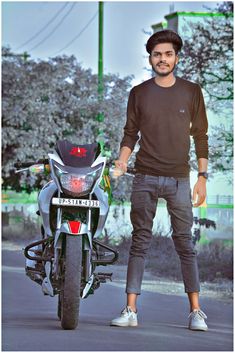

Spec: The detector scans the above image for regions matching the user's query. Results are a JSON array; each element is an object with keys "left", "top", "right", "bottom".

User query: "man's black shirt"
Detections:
[{"left": 120, "top": 77, "right": 208, "bottom": 177}]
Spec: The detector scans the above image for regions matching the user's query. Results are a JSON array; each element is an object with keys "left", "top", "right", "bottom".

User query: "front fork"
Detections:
[
  {"left": 53, "top": 192, "right": 93, "bottom": 283},
  {"left": 83, "top": 203, "right": 93, "bottom": 282}
]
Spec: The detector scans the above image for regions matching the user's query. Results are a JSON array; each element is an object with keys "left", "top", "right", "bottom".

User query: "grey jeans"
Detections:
[{"left": 126, "top": 173, "right": 200, "bottom": 294}]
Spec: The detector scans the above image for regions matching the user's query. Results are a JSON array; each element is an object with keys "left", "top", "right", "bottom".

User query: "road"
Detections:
[{"left": 2, "top": 246, "right": 233, "bottom": 351}]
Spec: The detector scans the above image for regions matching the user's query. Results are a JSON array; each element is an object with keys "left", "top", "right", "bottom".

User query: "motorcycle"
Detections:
[{"left": 14, "top": 139, "right": 133, "bottom": 330}]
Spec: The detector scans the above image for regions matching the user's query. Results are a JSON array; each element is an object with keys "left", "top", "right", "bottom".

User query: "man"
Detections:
[{"left": 111, "top": 30, "right": 209, "bottom": 331}]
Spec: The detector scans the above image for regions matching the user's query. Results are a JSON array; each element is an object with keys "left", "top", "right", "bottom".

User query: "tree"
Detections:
[
  {"left": 178, "top": 6, "right": 233, "bottom": 111},
  {"left": 2, "top": 46, "right": 133, "bottom": 196},
  {"left": 176, "top": 2, "right": 233, "bottom": 176}
]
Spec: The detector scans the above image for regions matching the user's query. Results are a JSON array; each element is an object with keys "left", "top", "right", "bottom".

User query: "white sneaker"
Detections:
[
  {"left": 188, "top": 309, "right": 208, "bottom": 331},
  {"left": 111, "top": 306, "right": 138, "bottom": 327}
]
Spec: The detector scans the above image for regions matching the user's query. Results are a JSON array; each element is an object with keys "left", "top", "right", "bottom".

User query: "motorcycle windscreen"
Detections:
[{"left": 56, "top": 140, "right": 101, "bottom": 168}]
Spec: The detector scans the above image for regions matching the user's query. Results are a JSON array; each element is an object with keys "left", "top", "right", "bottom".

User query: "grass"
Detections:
[
  {"left": 113, "top": 233, "right": 233, "bottom": 282},
  {"left": 2, "top": 220, "right": 233, "bottom": 283}
]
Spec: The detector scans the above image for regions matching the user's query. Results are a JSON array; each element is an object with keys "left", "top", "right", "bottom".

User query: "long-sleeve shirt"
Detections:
[{"left": 120, "top": 76, "right": 208, "bottom": 177}]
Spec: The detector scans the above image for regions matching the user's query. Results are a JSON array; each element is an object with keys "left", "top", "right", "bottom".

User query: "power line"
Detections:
[
  {"left": 16, "top": 3, "right": 69, "bottom": 50},
  {"left": 29, "top": 3, "right": 77, "bottom": 52},
  {"left": 55, "top": 10, "right": 98, "bottom": 55}
]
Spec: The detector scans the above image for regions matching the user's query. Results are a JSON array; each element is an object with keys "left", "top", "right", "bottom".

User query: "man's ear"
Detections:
[
  {"left": 176, "top": 55, "right": 179, "bottom": 64},
  {"left": 148, "top": 55, "right": 152, "bottom": 66}
]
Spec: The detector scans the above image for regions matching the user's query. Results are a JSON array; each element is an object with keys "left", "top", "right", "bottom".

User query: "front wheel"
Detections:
[
  {"left": 57, "top": 292, "right": 61, "bottom": 320},
  {"left": 60, "top": 235, "right": 82, "bottom": 330}
]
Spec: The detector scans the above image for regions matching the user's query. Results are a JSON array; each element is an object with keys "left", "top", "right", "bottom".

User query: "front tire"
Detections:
[
  {"left": 57, "top": 293, "right": 61, "bottom": 320},
  {"left": 61, "top": 235, "right": 82, "bottom": 330}
]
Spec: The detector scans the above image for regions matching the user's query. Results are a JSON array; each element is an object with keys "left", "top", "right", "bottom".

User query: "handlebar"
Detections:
[
  {"left": 14, "top": 159, "right": 49, "bottom": 168},
  {"left": 106, "top": 161, "right": 136, "bottom": 175},
  {"left": 14, "top": 159, "right": 136, "bottom": 176},
  {"left": 126, "top": 167, "right": 137, "bottom": 175}
]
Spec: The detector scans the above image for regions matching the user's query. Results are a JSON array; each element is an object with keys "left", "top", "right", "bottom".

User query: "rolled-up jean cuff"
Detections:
[
  {"left": 125, "top": 287, "right": 141, "bottom": 295},
  {"left": 185, "top": 288, "right": 200, "bottom": 293}
]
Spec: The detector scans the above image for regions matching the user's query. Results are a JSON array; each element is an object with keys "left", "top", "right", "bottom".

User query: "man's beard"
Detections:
[{"left": 152, "top": 62, "right": 177, "bottom": 77}]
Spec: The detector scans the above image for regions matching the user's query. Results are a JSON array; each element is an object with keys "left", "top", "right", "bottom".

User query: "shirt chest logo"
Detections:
[{"left": 179, "top": 109, "right": 185, "bottom": 113}]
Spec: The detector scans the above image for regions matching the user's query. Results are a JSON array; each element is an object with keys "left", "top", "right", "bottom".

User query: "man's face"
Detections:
[{"left": 149, "top": 42, "right": 179, "bottom": 77}]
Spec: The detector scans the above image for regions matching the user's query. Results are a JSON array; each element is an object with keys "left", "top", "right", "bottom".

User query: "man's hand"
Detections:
[
  {"left": 192, "top": 178, "right": 207, "bottom": 207},
  {"left": 112, "top": 160, "right": 128, "bottom": 178}
]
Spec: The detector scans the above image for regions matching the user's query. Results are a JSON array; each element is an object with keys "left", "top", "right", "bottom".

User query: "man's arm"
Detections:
[
  {"left": 190, "top": 85, "right": 209, "bottom": 207},
  {"left": 113, "top": 87, "right": 139, "bottom": 177},
  {"left": 113, "top": 146, "right": 132, "bottom": 177},
  {"left": 190, "top": 85, "right": 208, "bottom": 161},
  {"left": 193, "top": 158, "right": 208, "bottom": 207},
  {"left": 198, "top": 157, "right": 208, "bottom": 174}
]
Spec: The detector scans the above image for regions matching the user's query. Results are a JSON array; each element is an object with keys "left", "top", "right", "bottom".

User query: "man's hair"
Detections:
[{"left": 146, "top": 30, "right": 183, "bottom": 55}]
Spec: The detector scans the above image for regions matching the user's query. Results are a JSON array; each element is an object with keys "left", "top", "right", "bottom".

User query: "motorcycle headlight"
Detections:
[{"left": 59, "top": 167, "right": 102, "bottom": 196}]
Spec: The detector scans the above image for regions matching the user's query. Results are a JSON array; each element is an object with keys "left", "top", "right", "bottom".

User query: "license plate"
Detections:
[{"left": 52, "top": 198, "right": 100, "bottom": 208}]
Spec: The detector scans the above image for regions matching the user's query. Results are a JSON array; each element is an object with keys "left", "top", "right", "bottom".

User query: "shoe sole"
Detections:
[
  {"left": 189, "top": 326, "right": 208, "bottom": 331},
  {"left": 110, "top": 322, "right": 138, "bottom": 327}
]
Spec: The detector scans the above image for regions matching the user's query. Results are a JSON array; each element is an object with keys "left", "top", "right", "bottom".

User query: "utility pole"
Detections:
[
  {"left": 169, "top": 2, "right": 174, "bottom": 13},
  {"left": 98, "top": 1, "right": 104, "bottom": 112},
  {"left": 96, "top": 1, "right": 105, "bottom": 153}
]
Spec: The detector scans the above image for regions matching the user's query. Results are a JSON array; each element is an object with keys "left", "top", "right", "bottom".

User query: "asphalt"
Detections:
[{"left": 2, "top": 248, "right": 233, "bottom": 351}]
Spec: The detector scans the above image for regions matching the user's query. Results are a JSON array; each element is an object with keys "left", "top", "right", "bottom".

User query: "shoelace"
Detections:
[
  {"left": 188, "top": 309, "right": 207, "bottom": 320},
  {"left": 121, "top": 306, "right": 136, "bottom": 315},
  {"left": 121, "top": 307, "right": 128, "bottom": 315}
]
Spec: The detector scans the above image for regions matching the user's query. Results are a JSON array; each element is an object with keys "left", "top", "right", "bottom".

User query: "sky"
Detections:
[
  {"left": 2, "top": 1, "right": 219, "bottom": 84},
  {"left": 1, "top": 0, "right": 233, "bottom": 196}
]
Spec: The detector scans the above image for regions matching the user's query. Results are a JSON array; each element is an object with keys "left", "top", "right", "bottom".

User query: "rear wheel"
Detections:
[{"left": 60, "top": 235, "right": 82, "bottom": 330}]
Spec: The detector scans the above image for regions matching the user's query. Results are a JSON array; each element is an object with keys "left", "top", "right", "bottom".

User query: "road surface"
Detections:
[{"left": 2, "top": 246, "right": 233, "bottom": 351}]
